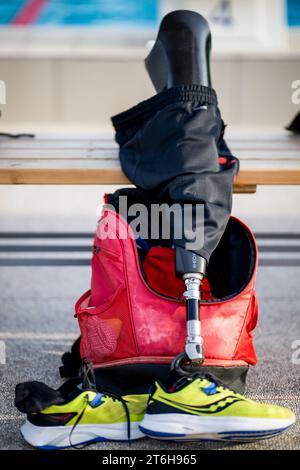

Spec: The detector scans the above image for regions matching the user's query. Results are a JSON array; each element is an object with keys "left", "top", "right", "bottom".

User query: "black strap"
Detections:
[{"left": 60, "top": 336, "right": 81, "bottom": 378}]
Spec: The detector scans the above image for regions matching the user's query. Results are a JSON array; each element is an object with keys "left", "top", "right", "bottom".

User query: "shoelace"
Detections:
[
  {"left": 68, "top": 359, "right": 131, "bottom": 448},
  {"left": 79, "top": 357, "right": 97, "bottom": 391},
  {"left": 101, "top": 391, "right": 131, "bottom": 444},
  {"left": 68, "top": 393, "right": 90, "bottom": 449},
  {"left": 173, "top": 371, "right": 236, "bottom": 395}
]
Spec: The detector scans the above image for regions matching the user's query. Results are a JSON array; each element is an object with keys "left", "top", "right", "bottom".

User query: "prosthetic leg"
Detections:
[
  {"left": 174, "top": 247, "right": 207, "bottom": 369},
  {"left": 145, "top": 10, "right": 212, "bottom": 371},
  {"left": 145, "top": 9, "right": 211, "bottom": 91}
]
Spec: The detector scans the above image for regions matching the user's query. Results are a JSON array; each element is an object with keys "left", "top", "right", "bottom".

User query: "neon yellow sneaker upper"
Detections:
[
  {"left": 35, "top": 391, "right": 148, "bottom": 427},
  {"left": 149, "top": 377, "right": 295, "bottom": 421}
]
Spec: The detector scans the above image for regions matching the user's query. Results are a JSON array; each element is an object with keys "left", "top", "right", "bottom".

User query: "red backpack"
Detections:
[{"left": 74, "top": 199, "right": 258, "bottom": 394}]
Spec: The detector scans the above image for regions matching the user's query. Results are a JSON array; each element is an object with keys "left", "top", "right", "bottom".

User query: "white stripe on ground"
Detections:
[
  {"left": 0, "top": 252, "right": 90, "bottom": 259},
  {"left": 0, "top": 332, "right": 77, "bottom": 340}
]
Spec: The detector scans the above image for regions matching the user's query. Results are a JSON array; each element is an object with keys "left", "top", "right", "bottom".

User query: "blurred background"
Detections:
[
  {"left": 0, "top": 0, "right": 299, "bottom": 234},
  {"left": 0, "top": 0, "right": 299, "bottom": 131}
]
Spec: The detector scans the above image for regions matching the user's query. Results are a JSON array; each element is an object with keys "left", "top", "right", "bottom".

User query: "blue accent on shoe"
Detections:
[
  {"left": 139, "top": 426, "right": 186, "bottom": 438},
  {"left": 203, "top": 382, "right": 217, "bottom": 395},
  {"left": 219, "top": 426, "right": 291, "bottom": 436},
  {"left": 89, "top": 392, "right": 102, "bottom": 408},
  {"left": 220, "top": 432, "right": 285, "bottom": 442},
  {"left": 37, "top": 436, "right": 108, "bottom": 450}
]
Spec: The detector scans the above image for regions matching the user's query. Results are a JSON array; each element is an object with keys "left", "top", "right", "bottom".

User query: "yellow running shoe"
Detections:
[
  {"left": 140, "top": 374, "right": 296, "bottom": 442},
  {"left": 20, "top": 390, "right": 148, "bottom": 449}
]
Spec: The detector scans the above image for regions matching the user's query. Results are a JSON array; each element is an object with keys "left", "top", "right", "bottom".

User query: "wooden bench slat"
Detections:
[
  {"left": 236, "top": 169, "right": 300, "bottom": 185},
  {"left": 1, "top": 130, "right": 298, "bottom": 141},
  {"left": 1, "top": 141, "right": 299, "bottom": 151},
  {"left": 1, "top": 134, "right": 300, "bottom": 149},
  {"left": 1, "top": 134, "right": 300, "bottom": 160},
  {"left": 0, "top": 159, "right": 121, "bottom": 169},
  {"left": 1, "top": 158, "right": 300, "bottom": 171},
  {"left": 0, "top": 168, "right": 130, "bottom": 185},
  {"left": 0, "top": 168, "right": 299, "bottom": 188},
  {"left": 1, "top": 149, "right": 300, "bottom": 160},
  {"left": 0, "top": 142, "right": 117, "bottom": 151},
  {"left": 0, "top": 130, "right": 300, "bottom": 147},
  {"left": 0, "top": 131, "right": 299, "bottom": 192},
  {"left": 0, "top": 150, "right": 118, "bottom": 159}
]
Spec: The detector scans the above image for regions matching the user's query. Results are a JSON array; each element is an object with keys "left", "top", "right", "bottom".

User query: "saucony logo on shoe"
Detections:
[{"left": 159, "top": 395, "right": 244, "bottom": 414}]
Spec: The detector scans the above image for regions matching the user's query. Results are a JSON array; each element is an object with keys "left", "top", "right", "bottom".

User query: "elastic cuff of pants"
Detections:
[{"left": 111, "top": 84, "right": 218, "bottom": 132}]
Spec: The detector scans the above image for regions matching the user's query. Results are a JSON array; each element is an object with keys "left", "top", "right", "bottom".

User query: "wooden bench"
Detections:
[{"left": 0, "top": 131, "right": 300, "bottom": 193}]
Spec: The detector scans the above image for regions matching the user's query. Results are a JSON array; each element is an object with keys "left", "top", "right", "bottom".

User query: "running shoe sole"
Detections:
[
  {"left": 140, "top": 413, "right": 296, "bottom": 442},
  {"left": 21, "top": 420, "right": 144, "bottom": 449}
]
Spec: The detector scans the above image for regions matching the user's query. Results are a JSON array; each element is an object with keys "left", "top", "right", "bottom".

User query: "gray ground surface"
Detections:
[{"left": 0, "top": 265, "right": 299, "bottom": 450}]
